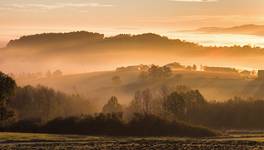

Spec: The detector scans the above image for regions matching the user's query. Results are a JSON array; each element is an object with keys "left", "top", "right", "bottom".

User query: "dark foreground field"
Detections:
[{"left": 1, "top": 132, "right": 264, "bottom": 150}]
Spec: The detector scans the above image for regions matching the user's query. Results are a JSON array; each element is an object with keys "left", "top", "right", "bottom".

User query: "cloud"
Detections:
[
  {"left": 2, "top": 2, "right": 114, "bottom": 10},
  {"left": 169, "top": 0, "right": 218, "bottom": 2}
]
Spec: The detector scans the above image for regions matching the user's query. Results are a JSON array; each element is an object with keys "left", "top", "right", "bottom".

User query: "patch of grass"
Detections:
[{"left": 0, "top": 132, "right": 103, "bottom": 143}]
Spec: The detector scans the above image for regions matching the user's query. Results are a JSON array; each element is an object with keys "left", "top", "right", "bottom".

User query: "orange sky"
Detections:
[{"left": 0, "top": 0, "right": 264, "bottom": 46}]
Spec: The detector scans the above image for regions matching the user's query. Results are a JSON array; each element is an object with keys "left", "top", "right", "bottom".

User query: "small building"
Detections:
[{"left": 258, "top": 70, "right": 264, "bottom": 80}]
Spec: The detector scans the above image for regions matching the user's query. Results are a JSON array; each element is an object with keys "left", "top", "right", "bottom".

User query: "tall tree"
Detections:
[
  {"left": 102, "top": 96, "right": 123, "bottom": 114},
  {"left": 163, "top": 92, "right": 186, "bottom": 120},
  {"left": 0, "top": 72, "right": 16, "bottom": 124}
]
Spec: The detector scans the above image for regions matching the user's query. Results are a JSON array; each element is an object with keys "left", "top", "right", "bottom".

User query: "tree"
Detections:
[
  {"left": 162, "top": 66, "right": 173, "bottom": 78},
  {"left": 163, "top": 92, "right": 186, "bottom": 119},
  {"left": 148, "top": 65, "right": 160, "bottom": 79},
  {"left": 9, "top": 85, "right": 95, "bottom": 122},
  {"left": 141, "top": 89, "right": 152, "bottom": 114},
  {"left": 147, "top": 65, "right": 172, "bottom": 80},
  {"left": 102, "top": 96, "right": 123, "bottom": 114},
  {"left": 46, "top": 70, "right": 52, "bottom": 78},
  {"left": 138, "top": 71, "right": 148, "bottom": 81},
  {"left": 128, "top": 91, "right": 143, "bottom": 115},
  {"left": 128, "top": 89, "right": 153, "bottom": 115},
  {"left": 192, "top": 64, "right": 197, "bottom": 71},
  {"left": 174, "top": 74, "right": 183, "bottom": 85},
  {"left": 112, "top": 76, "right": 122, "bottom": 85},
  {"left": 186, "top": 66, "right": 192, "bottom": 71},
  {"left": 53, "top": 70, "right": 63, "bottom": 77},
  {"left": 0, "top": 72, "right": 16, "bottom": 123},
  {"left": 183, "top": 90, "right": 206, "bottom": 106}
]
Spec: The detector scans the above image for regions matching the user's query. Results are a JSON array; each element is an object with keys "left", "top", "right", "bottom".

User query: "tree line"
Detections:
[
  {"left": 2, "top": 70, "right": 264, "bottom": 137},
  {"left": 10, "top": 85, "right": 95, "bottom": 122},
  {"left": 0, "top": 72, "right": 95, "bottom": 124},
  {"left": 0, "top": 72, "right": 216, "bottom": 137},
  {"left": 102, "top": 87, "right": 264, "bottom": 130}
]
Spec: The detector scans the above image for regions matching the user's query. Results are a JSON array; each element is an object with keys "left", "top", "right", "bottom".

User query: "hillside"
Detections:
[
  {"left": 17, "top": 68, "right": 264, "bottom": 105},
  {"left": 6, "top": 32, "right": 196, "bottom": 50},
  {"left": 196, "top": 24, "right": 264, "bottom": 36},
  {"left": 2, "top": 31, "right": 264, "bottom": 73}
]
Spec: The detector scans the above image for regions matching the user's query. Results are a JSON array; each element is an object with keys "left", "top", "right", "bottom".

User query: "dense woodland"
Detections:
[
  {"left": 1, "top": 66, "right": 264, "bottom": 136},
  {"left": 10, "top": 85, "right": 94, "bottom": 122}
]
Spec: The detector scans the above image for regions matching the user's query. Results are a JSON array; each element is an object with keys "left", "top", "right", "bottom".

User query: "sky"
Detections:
[{"left": 0, "top": 0, "right": 264, "bottom": 46}]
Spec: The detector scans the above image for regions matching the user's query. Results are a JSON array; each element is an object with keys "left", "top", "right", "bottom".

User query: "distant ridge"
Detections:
[
  {"left": 7, "top": 31, "right": 105, "bottom": 48},
  {"left": 2, "top": 30, "right": 264, "bottom": 75},
  {"left": 3, "top": 31, "right": 264, "bottom": 57},
  {"left": 196, "top": 24, "right": 264, "bottom": 36},
  {"left": 6, "top": 31, "right": 185, "bottom": 48}
]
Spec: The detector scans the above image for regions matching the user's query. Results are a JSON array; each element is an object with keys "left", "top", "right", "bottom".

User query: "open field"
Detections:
[{"left": 1, "top": 132, "right": 264, "bottom": 150}]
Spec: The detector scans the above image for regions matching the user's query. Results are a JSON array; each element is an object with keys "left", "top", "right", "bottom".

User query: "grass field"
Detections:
[{"left": 1, "top": 132, "right": 264, "bottom": 150}]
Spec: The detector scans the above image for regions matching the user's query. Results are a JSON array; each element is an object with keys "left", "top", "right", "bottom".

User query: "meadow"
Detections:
[{"left": 0, "top": 132, "right": 264, "bottom": 150}]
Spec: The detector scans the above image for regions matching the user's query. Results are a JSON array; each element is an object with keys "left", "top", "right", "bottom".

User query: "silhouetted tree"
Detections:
[
  {"left": 53, "top": 70, "right": 63, "bottom": 77},
  {"left": 128, "top": 89, "right": 154, "bottom": 115},
  {"left": 0, "top": 72, "right": 16, "bottom": 124},
  {"left": 46, "top": 70, "right": 52, "bottom": 78},
  {"left": 192, "top": 64, "right": 197, "bottom": 71},
  {"left": 141, "top": 65, "right": 172, "bottom": 80},
  {"left": 141, "top": 89, "right": 152, "bottom": 114},
  {"left": 10, "top": 85, "right": 94, "bottom": 121},
  {"left": 163, "top": 92, "right": 186, "bottom": 120},
  {"left": 186, "top": 66, "right": 192, "bottom": 71},
  {"left": 128, "top": 91, "right": 143, "bottom": 116},
  {"left": 102, "top": 96, "right": 123, "bottom": 114}
]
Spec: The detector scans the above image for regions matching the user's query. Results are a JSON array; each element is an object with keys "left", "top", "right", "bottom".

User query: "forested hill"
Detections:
[
  {"left": 2, "top": 31, "right": 264, "bottom": 74},
  {"left": 6, "top": 31, "right": 197, "bottom": 49},
  {"left": 7, "top": 32, "right": 104, "bottom": 48},
  {"left": 5, "top": 31, "right": 264, "bottom": 57}
]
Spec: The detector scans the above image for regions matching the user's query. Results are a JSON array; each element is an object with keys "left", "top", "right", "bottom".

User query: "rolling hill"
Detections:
[
  {"left": 2, "top": 31, "right": 264, "bottom": 74},
  {"left": 196, "top": 24, "right": 264, "bottom": 36},
  {"left": 16, "top": 66, "right": 264, "bottom": 105}
]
